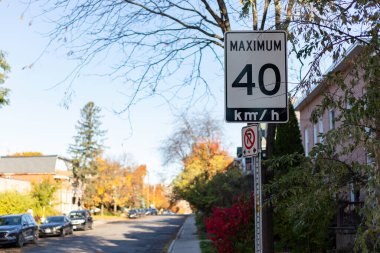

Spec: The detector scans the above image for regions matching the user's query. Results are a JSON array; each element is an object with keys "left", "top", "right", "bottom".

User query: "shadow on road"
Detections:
[{"left": 1, "top": 215, "right": 186, "bottom": 253}]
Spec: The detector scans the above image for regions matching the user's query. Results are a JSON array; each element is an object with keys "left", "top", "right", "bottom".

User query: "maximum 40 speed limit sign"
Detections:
[{"left": 225, "top": 31, "right": 288, "bottom": 123}]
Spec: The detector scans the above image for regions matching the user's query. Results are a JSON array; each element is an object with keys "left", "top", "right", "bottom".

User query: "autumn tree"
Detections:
[
  {"left": 161, "top": 112, "right": 223, "bottom": 166},
  {"left": 92, "top": 158, "right": 132, "bottom": 215},
  {"left": 172, "top": 141, "right": 233, "bottom": 212},
  {"left": 0, "top": 50, "right": 10, "bottom": 107},
  {"left": 147, "top": 184, "right": 170, "bottom": 210},
  {"left": 11, "top": 152, "right": 43, "bottom": 156},
  {"left": 129, "top": 165, "right": 147, "bottom": 208},
  {"left": 68, "top": 101, "right": 106, "bottom": 207}
]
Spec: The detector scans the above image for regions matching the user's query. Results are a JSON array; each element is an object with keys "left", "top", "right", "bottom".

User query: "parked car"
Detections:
[
  {"left": 39, "top": 215, "right": 73, "bottom": 237},
  {"left": 162, "top": 210, "right": 175, "bottom": 215},
  {"left": 128, "top": 210, "right": 139, "bottom": 219},
  {"left": 149, "top": 208, "right": 158, "bottom": 215},
  {"left": 69, "top": 210, "right": 93, "bottom": 231},
  {"left": 0, "top": 213, "right": 38, "bottom": 247}
]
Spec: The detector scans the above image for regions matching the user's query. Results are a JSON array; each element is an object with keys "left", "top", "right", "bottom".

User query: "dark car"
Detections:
[
  {"left": 128, "top": 210, "right": 139, "bottom": 219},
  {"left": 39, "top": 215, "right": 73, "bottom": 237},
  {"left": 0, "top": 213, "right": 38, "bottom": 247},
  {"left": 69, "top": 210, "right": 93, "bottom": 230},
  {"left": 149, "top": 208, "right": 158, "bottom": 215}
]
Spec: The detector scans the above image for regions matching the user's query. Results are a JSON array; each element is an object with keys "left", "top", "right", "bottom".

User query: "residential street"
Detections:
[{"left": 0, "top": 215, "right": 186, "bottom": 253}]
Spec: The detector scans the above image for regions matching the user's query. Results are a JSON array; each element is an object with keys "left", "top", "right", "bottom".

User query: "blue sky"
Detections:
[{"left": 0, "top": 1, "right": 245, "bottom": 184}]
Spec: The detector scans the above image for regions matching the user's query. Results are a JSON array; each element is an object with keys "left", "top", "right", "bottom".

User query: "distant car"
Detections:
[
  {"left": 149, "top": 208, "right": 158, "bottom": 215},
  {"left": 128, "top": 210, "right": 139, "bottom": 219},
  {"left": 39, "top": 215, "right": 73, "bottom": 237},
  {"left": 69, "top": 210, "right": 93, "bottom": 231},
  {"left": 0, "top": 213, "right": 38, "bottom": 247},
  {"left": 162, "top": 210, "right": 175, "bottom": 215}
]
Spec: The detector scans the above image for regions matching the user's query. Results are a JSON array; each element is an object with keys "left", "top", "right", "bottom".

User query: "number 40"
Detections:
[{"left": 232, "top": 63, "right": 281, "bottom": 96}]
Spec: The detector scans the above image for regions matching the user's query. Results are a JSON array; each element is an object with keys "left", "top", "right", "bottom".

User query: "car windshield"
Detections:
[
  {"left": 70, "top": 212, "right": 85, "bottom": 219},
  {"left": 0, "top": 217, "right": 21, "bottom": 226},
  {"left": 46, "top": 216, "right": 64, "bottom": 223}
]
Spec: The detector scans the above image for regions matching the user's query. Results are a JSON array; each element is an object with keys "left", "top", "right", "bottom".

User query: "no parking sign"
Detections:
[{"left": 242, "top": 124, "right": 259, "bottom": 157}]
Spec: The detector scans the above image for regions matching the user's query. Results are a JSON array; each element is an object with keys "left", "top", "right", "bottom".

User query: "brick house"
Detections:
[
  {"left": 294, "top": 44, "right": 372, "bottom": 251},
  {"left": 0, "top": 155, "right": 75, "bottom": 214}
]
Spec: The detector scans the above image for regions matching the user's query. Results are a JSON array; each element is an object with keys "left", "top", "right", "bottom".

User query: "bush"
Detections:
[
  {"left": 205, "top": 193, "right": 254, "bottom": 253},
  {"left": 0, "top": 191, "right": 35, "bottom": 215}
]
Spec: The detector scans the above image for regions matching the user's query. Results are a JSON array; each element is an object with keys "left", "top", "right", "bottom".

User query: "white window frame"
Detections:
[
  {"left": 318, "top": 118, "right": 324, "bottom": 142},
  {"left": 304, "top": 128, "right": 309, "bottom": 156},
  {"left": 329, "top": 110, "right": 335, "bottom": 130},
  {"left": 313, "top": 124, "right": 318, "bottom": 145}
]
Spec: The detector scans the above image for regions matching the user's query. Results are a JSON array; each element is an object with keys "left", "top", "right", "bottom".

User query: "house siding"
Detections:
[
  {"left": 295, "top": 46, "right": 369, "bottom": 252},
  {"left": 0, "top": 156, "right": 75, "bottom": 214}
]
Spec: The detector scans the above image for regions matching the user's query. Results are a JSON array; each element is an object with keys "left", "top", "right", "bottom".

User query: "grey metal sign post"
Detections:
[
  {"left": 242, "top": 124, "right": 262, "bottom": 253},
  {"left": 254, "top": 153, "right": 262, "bottom": 253}
]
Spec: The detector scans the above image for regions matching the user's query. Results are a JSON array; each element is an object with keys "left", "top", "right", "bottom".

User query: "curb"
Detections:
[{"left": 167, "top": 216, "right": 187, "bottom": 253}]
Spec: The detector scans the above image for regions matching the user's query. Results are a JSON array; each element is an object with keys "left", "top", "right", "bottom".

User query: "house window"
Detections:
[
  {"left": 313, "top": 124, "right": 318, "bottom": 145},
  {"left": 350, "top": 183, "right": 355, "bottom": 202},
  {"left": 318, "top": 118, "right": 324, "bottom": 142},
  {"left": 329, "top": 110, "right": 335, "bottom": 130},
  {"left": 304, "top": 128, "right": 309, "bottom": 156},
  {"left": 367, "top": 152, "right": 374, "bottom": 166}
]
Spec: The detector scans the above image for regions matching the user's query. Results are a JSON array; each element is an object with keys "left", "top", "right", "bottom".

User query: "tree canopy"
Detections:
[{"left": 0, "top": 50, "right": 10, "bottom": 107}]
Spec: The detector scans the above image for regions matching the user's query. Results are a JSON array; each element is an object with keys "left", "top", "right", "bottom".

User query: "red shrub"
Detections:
[{"left": 205, "top": 193, "right": 254, "bottom": 253}]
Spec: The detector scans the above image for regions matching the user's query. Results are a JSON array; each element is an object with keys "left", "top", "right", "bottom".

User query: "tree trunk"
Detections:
[{"left": 263, "top": 123, "right": 276, "bottom": 253}]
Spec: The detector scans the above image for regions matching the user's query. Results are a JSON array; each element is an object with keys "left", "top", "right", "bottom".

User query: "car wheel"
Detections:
[{"left": 16, "top": 233, "right": 24, "bottom": 248}]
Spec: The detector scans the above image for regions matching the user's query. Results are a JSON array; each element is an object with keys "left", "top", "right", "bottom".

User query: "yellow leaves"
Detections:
[
  {"left": 174, "top": 140, "right": 233, "bottom": 199},
  {"left": 11, "top": 152, "right": 43, "bottom": 156},
  {"left": 183, "top": 141, "right": 232, "bottom": 179},
  {"left": 90, "top": 159, "right": 155, "bottom": 208}
]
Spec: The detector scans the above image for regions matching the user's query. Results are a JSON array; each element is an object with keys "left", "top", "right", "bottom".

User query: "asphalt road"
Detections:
[{"left": 0, "top": 215, "right": 186, "bottom": 253}]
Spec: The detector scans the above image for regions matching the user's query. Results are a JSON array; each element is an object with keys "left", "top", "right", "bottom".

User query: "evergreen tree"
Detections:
[
  {"left": 273, "top": 100, "right": 304, "bottom": 157},
  {"left": 69, "top": 101, "right": 106, "bottom": 183}
]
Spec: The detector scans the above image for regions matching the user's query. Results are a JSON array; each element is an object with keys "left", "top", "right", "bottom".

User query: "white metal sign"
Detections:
[
  {"left": 225, "top": 31, "right": 288, "bottom": 123},
  {"left": 242, "top": 125, "right": 259, "bottom": 157}
]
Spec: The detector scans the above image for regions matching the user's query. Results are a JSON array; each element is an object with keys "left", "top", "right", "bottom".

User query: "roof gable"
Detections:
[{"left": 0, "top": 155, "right": 71, "bottom": 174}]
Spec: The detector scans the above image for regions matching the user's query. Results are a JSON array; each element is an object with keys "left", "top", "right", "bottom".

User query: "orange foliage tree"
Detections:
[
  {"left": 172, "top": 141, "right": 233, "bottom": 211},
  {"left": 145, "top": 184, "right": 170, "bottom": 210},
  {"left": 128, "top": 165, "right": 146, "bottom": 208},
  {"left": 90, "top": 158, "right": 171, "bottom": 213},
  {"left": 91, "top": 158, "right": 134, "bottom": 214}
]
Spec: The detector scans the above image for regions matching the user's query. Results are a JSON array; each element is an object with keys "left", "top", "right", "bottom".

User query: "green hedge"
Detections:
[
  {"left": 0, "top": 191, "right": 35, "bottom": 215},
  {"left": 0, "top": 191, "right": 59, "bottom": 220}
]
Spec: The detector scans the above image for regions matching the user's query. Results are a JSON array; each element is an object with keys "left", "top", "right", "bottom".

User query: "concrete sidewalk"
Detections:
[{"left": 168, "top": 214, "right": 201, "bottom": 253}]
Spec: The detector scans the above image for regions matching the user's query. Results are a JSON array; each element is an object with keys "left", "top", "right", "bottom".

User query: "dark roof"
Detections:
[{"left": 0, "top": 155, "right": 70, "bottom": 174}]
